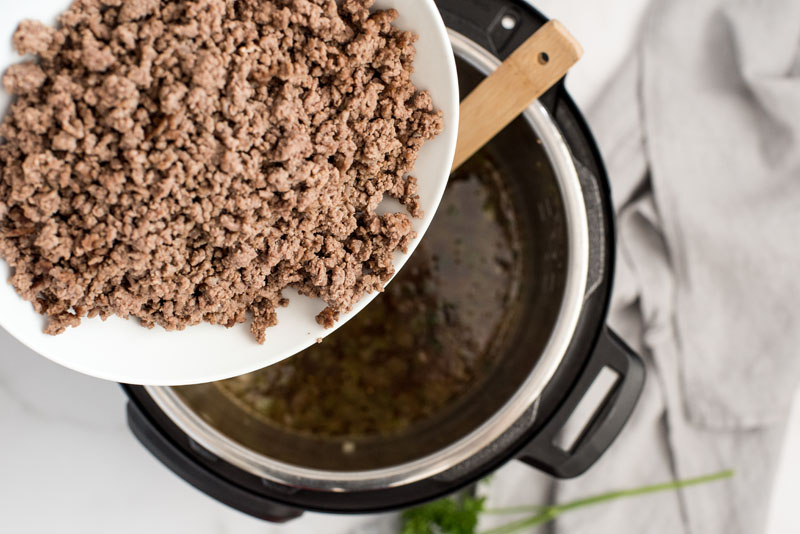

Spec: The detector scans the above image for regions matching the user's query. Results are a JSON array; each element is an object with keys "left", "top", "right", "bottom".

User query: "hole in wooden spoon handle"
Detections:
[{"left": 538, "top": 51, "right": 549, "bottom": 65}]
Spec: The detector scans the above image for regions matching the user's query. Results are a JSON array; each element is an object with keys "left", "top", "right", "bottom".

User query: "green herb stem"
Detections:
[
  {"left": 481, "top": 505, "right": 549, "bottom": 515},
  {"left": 478, "top": 470, "right": 733, "bottom": 534},
  {"left": 553, "top": 469, "right": 733, "bottom": 513}
]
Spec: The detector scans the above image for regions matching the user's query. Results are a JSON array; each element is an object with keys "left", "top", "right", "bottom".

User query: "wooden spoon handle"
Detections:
[{"left": 451, "top": 20, "right": 583, "bottom": 172}]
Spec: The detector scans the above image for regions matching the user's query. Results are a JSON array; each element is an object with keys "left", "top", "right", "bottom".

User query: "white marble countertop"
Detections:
[{"left": 2, "top": 1, "right": 797, "bottom": 533}]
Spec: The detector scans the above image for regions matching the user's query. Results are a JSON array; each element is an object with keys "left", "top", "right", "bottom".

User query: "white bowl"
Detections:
[{"left": 0, "top": 0, "right": 459, "bottom": 385}]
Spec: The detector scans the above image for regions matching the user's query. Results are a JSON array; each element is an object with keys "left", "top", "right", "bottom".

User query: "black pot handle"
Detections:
[
  {"left": 517, "top": 328, "right": 645, "bottom": 478},
  {"left": 126, "top": 400, "right": 303, "bottom": 523}
]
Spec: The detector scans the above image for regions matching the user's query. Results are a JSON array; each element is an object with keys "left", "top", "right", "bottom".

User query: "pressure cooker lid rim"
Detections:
[{"left": 143, "top": 30, "right": 591, "bottom": 492}]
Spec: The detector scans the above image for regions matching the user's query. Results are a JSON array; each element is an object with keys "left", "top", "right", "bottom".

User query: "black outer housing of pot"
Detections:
[{"left": 123, "top": 0, "right": 644, "bottom": 522}]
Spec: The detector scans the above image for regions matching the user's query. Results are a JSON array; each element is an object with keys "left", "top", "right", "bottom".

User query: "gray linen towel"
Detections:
[
  {"left": 643, "top": 0, "right": 800, "bottom": 429},
  {"left": 483, "top": 0, "right": 800, "bottom": 532}
]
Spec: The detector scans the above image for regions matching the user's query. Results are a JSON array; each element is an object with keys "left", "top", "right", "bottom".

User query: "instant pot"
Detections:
[{"left": 123, "top": 0, "right": 645, "bottom": 522}]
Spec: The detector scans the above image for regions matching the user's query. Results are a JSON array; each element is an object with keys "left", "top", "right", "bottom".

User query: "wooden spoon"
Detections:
[{"left": 451, "top": 20, "right": 583, "bottom": 172}]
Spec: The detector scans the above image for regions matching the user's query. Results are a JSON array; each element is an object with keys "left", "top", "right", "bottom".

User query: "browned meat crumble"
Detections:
[{"left": 0, "top": 0, "right": 443, "bottom": 343}]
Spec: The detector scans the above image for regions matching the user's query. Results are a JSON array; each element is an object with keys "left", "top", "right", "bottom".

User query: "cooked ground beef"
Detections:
[{"left": 0, "top": 0, "right": 442, "bottom": 343}]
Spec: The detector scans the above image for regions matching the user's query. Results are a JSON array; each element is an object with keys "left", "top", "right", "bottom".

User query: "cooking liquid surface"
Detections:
[{"left": 208, "top": 153, "right": 522, "bottom": 438}]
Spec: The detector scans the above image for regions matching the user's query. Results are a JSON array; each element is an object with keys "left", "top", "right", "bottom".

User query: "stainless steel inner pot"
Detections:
[{"left": 143, "top": 31, "right": 590, "bottom": 492}]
